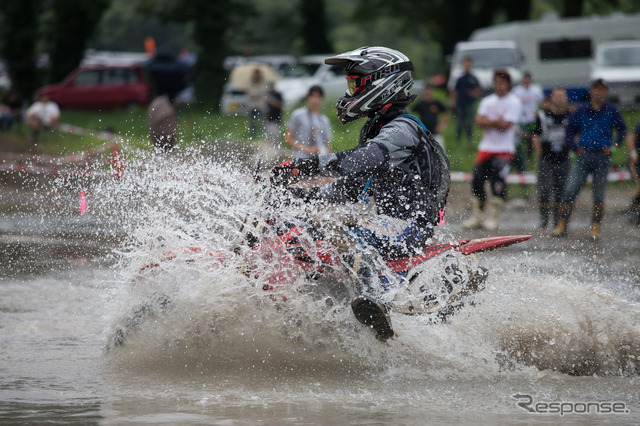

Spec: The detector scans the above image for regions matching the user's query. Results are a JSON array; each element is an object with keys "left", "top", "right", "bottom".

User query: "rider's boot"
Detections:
[
  {"left": 483, "top": 197, "right": 504, "bottom": 230},
  {"left": 351, "top": 295, "right": 394, "bottom": 342},
  {"left": 462, "top": 198, "right": 484, "bottom": 229},
  {"left": 348, "top": 253, "right": 394, "bottom": 342}
]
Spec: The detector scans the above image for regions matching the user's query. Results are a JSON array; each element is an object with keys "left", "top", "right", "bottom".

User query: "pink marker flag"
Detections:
[{"left": 80, "top": 191, "right": 87, "bottom": 215}]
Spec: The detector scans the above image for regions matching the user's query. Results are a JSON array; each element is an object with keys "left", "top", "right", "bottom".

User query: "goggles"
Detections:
[{"left": 346, "top": 74, "right": 368, "bottom": 96}]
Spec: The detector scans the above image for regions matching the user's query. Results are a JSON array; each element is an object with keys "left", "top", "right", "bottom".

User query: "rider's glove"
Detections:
[
  {"left": 286, "top": 186, "right": 319, "bottom": 202},
  {"left": 270, "top": 157, "right": 320, "bottom": 186},
  {"left": 270, "top": 160, "right": 297, "bottom": 186},
  {"left": 292, "top": 157, "right": 320, "bottom": 176}
]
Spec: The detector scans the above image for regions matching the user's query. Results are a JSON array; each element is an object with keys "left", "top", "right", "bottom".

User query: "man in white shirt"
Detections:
[
  {"left": 462, "top": 69, "right": 522, "bottom": 230},
  {"left": 26, "top": 93, "right": 60, "bottom": 144},
  {"left": 511, "top": 72, "right": 544, "bottom": 173}
]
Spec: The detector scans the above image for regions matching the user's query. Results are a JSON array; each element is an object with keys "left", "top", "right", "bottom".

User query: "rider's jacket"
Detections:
[{"left": 317, "top": 108, "right": 450, "bottom": 226}]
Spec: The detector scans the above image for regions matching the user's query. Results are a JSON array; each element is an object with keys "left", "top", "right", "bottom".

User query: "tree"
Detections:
[
  {"left": 91, "top": 0, "right": 195, "bottom": 55},
  {"left": 353, "top": 0, "right": 532, "bottom": 57},
  {"left": 301, "top": 0, "right": 333, "bottom": 54},
  {"left": 47, "top": 0, "right": 110, "bottom": 83},
  {"left": 0, "top": 0, "right": 40, "bottom": 98},
  {"left": 137, "top": 0, "right": 254, "bottom": 108}
]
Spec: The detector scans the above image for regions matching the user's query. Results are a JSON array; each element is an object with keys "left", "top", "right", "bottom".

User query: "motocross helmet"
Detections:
[{"left": 325, "top": 46, "right": 414, "bottom": 124}]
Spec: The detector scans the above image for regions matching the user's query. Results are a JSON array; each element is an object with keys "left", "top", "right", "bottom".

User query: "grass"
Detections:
[{"left": 2, "top": 88, "right": 639, "bottom": 175}]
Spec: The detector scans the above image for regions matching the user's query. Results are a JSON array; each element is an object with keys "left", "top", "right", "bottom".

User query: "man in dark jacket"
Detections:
[
  {"left": 271, "top": 47, "right": 450, "bottom": 341},
  {"left": 551, "top": 79, "right": 626, "bottom": 239},
  {"left": 449, "top": 56, "right": 482, "bottom": 143}
]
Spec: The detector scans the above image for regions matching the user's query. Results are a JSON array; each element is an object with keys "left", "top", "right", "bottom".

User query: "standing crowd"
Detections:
[
  {"left": 243, "top": 56, "right": 639, "bottom": 240},
  {"left": 450, "top": 56, "right": 635, "bottom": 240},
  {"left": 6, "top": 52, "right": 634, "bottom": 241}
]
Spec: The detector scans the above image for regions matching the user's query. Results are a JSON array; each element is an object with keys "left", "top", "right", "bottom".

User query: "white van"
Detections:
[
  {"left": 447, "top": 40, "right": 522, "bottom": 92},
  {"left": 590, "top": 40, "right": 640, "bottom": 107},
  {"left": 469, "top": 12, "right": 640, "bottom": 102}
]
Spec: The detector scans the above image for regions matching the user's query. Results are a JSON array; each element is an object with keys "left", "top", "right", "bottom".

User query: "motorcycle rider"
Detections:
[{"left": 270, "top": 47, "right": 450, "bottom": 341}]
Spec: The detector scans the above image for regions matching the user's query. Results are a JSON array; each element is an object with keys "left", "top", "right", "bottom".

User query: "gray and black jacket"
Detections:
[{"left": 316, "top": 109, "right": 450, "bottom": 226}]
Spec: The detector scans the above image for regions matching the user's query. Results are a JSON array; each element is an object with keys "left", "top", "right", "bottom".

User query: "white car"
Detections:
[
  {"left": 274, "top": 54, "right": 347, "bottom": 107},
  {"left": 590, "top": 40, "right": 640, "bottom": 107}
]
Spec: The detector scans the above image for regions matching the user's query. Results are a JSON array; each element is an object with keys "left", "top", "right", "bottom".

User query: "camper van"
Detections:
[
  {"left": 590, "top": 40, "right": 640, "bottom": 107},
  {"left": 447, "top": 40, "right": 522, "bottom": 92},
  {"left": 467, "top": 13, "right": 640, "bottom": 102}
]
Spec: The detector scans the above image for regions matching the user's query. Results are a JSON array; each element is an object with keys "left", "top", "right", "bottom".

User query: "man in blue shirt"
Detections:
[
  {"left": 551, "top": 79, "right": 627, "bottom": 239},
  {"left": 449, "top": 56, "right": 482, "bottom": 143}
]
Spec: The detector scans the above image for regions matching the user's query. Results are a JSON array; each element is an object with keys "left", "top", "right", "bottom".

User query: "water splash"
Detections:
[{"left": 88, "top": 144, "right": 640, "bottom": 377}]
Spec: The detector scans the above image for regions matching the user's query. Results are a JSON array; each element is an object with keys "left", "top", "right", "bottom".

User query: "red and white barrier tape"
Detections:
[
  {"left": 55, "top": 122, "right": 121, "bottom": 141},
  {"left": 0, "top": 121, "right": 124, "bottom": 177},
  {"left": 450, "top": 170, "right": 632, "bottom": 183},
  {"left": 0, "top": 142, "right": 121, "bottom": 176}
]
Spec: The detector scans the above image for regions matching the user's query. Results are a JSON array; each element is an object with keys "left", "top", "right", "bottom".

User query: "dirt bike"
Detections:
[{"left": 109, "top": 164, "right": 530, "bottom": 346}]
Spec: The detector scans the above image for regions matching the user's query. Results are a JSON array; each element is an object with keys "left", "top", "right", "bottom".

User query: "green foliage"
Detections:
[
  {"left": 47, "top": 0, "right": 110, "bottom": 82},
  {"left": 2, "top": 0, "right": 639, "bottom": 117},
  {"left": 330, "top": 16, "right": 445, "bottom": 79},
  {"left": 137, "top": 0, "right": 256, "bottom": 108},
  {"left": 91, "top": 0, "right": 195, "bottom": 54},
  {"left": 301, "top": 0, "right": 333, "bottom": 54},
  {"left": 351, "top": 0, "right": 530, "bottom": 56},
  {"left": 0, "top": 0, "right": 40, "bottom": 97}
]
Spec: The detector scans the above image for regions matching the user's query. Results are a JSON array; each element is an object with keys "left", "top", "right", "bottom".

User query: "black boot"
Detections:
[
  {"left": 351, "top": 295, "right": 394, "bottom": 342},
  {"left": 346, "top": 252, "right": 395, "bottom": 342}
]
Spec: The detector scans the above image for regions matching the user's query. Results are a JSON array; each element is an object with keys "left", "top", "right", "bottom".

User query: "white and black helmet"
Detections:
[{"left": 325, "top": 46, "right": 414, "bottom": 124}]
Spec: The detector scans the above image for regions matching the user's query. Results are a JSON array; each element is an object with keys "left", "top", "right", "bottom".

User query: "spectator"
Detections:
[
  {"left": 531, "top": 88, "right": 571, "bottom": 229},
  {"left": 264, "top": 82, "right": 283, "bottom": 147},
  {"left": 144, "top": 51, "right": 190, "bottom": 153},
  {"left": 147, "top": 94, "right": 177, "bottom": 152},
  {"left": 551, "top": 79, "right": 627, "bottom": 240},
  {"left": 284, "top": 85, "right": 332, "bottom": 159},
  {"left": 0, "top": 86, "right": 25, "bottom": 131},
  {"left": 25, "top": 93, "right": 60, "bottom": 144},
  {"left": 462, "top": 69, "right": 521, "bottom": 230},
  {"left": 449, "top": 56, "right": 482, "bottom": 144},
  {"left": 511, "top": 72, "right": 544, "bottom": 173},
  {"left": 625, "top": 120, "right": 640, "bottom": 225},
  {"left": 411, "top": 83, "right": 450, "bottom": 150},
  {"left": 247, "top": 68, "right": 267, "bottom": 140}
]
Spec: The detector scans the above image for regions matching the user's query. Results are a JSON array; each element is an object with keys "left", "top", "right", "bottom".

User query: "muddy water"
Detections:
[{"left": 1, "top": 145, "right": 639, "bottom": 425}]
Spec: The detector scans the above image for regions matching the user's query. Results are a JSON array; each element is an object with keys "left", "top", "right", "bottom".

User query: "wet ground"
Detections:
[{"left": 1, "top": 148, "right": 639, "bottom": 425}]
